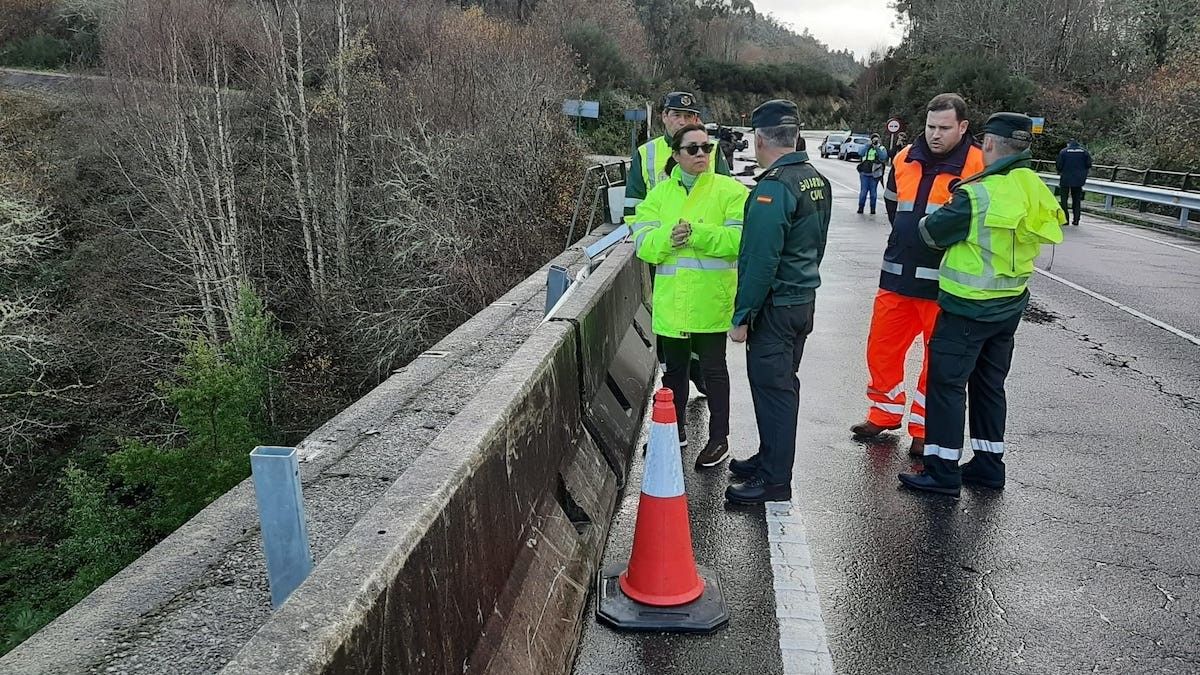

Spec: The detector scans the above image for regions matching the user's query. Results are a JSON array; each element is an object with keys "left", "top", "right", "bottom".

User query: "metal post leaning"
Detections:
[
  {"left": 249, "top": 446, "right": 314, "bottom": 609},
  {"left": 545, "top": 264, "right": 573, "bottom": 316}
]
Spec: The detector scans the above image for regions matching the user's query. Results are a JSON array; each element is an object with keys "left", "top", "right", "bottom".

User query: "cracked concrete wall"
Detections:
[{"left": 0, "top": 232, "right": 647, "bottom": 675}]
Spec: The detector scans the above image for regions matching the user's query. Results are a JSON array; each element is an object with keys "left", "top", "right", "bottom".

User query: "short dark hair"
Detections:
[{"left": 927, "top": 93, "right": 967, "bottom": 121}]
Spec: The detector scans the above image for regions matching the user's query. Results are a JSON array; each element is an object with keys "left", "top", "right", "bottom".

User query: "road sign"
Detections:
[
  {"left": 563, "top": 99, "right": 600, "bottom": 119},
  {"left": 1031, "top": 116, "right": 1046, "bottom": 134},
  {"left": 624, "top": 109, "right": 647, "bottom": 122},
  {"left": 886, "top": 117, "right": 903, "bottom": 134}
]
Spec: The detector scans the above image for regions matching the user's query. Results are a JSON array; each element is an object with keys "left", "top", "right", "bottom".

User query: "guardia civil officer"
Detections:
[
  {"left": 898, "top": 113, "right": 1065, "bottom": 496},
  {"left": 725, "top": 100, "right": 832, "bottom": 505}
]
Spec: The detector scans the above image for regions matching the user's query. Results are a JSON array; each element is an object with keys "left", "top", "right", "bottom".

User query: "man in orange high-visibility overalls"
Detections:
[{"left": 850, "top": 93, "right": 985, "bottom": 456}]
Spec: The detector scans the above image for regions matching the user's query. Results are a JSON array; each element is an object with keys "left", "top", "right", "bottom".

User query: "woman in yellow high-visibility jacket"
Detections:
[{"left": 630, "top": 123, "right": 748, "bottom": 469}]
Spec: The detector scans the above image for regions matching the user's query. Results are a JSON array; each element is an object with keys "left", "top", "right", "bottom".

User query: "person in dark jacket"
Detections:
[
  {"left": 849, "top": 94, "right": 985, "bottom": 457},
  {"left": 1056, "top": 139, "right": 1092, "bottom": 226},
  {"left": 725, "top": 99, "right": 832, "bottom": 505}
]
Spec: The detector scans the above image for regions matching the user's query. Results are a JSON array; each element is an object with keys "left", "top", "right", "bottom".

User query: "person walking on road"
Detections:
[
  {"left": 898, "top": 113, "right": 1065, "bottom": 497},
  {"left": 632, "top": 124, "right": 748, "bottom": 464},
  {"left": 1056, "top": 139, "right": 1092, "bottom": 226},
  {"left": 850, "top": 93, "right": 985, "bottom": 456},
  {"left": 856, "top": 134, "right": 889, "bottom": 215},
  {"left": 725, "top": 100, "right": 832, "bottom": 504}
]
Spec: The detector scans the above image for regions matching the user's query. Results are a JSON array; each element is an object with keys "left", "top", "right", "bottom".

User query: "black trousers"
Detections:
[
  {"left": 743, "top": 303, "right": 815, "bottom": 485},
  {"left": 1060, "top": 185, "right": 1083, "bottom": 223},
  {"left": 923, "top": 310, "right": 1021, "bottom": 484},
  {"left": 661, "top": 332, "right": 729, "bottom": 440}
]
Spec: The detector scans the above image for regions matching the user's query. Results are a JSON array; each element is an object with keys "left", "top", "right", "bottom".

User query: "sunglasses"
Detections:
[{"left": 679, "top": 143, "right": 715, "bottom": 156}]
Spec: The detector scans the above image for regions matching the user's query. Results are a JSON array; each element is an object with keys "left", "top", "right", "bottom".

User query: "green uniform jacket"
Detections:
[
  {"left": 733, "top": 151, "right": 833, "bottom": 327},
  {"left": 633, "top": 169, "right": 749, "bottom": 337},
  {"left": 918, "top": 149, "right": 1065, "bottom": 321},
  {"left": 624, "top": 135, "right": 731, "bottom": 218}
]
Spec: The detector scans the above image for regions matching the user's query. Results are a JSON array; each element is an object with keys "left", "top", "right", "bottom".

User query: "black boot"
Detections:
[
  {"left": 898, "top": 455, "right": 961, "bottom": 496},
  {"left": 962, "top": 453, "right": 1005, "bottom": 489},
  {"left": 725, "top": 477, "right": 791, "bottom": 504},
  {"left": 729, "top": 455, "right": 759, "bottom": 480}
]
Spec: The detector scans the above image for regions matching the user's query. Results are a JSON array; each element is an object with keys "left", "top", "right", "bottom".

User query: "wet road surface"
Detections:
[{"left": 574, "top": 139, "right": 1200, "bottom": 674}]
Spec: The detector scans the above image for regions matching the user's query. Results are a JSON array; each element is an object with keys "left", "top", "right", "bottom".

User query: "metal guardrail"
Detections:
[
  {"left": 1039, "top": 173, "right": 1200, "bottom": 229},
  {"left": 1032, "top": 159, "right": 1197, "bottom": 193},
  {"left": 566, "top": 159, "right": 630, "bottom": 249}
]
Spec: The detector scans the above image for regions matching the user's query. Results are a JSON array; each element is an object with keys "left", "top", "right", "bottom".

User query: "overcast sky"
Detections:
[{"left": 753, "top": 0, "right": 905, "bottom": 61}]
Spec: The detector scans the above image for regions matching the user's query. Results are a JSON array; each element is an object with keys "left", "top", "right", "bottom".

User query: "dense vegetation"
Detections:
[
  {"left": 849, "top": 0, "right": 1200, "bottom": 169},
  {"left": 0, "top": 0, "right": 861, "bottom": 655}
]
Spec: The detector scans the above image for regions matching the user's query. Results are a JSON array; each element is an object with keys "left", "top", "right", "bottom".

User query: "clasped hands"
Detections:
[
  {"left": 668, "top": 220, "right": 748, "bottom": 343},
  {"left": 670, "top": 220, "right": 692, "bottom": 248}
]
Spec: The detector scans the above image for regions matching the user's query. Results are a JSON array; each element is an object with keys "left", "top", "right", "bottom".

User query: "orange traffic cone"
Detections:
[{"left": 596, "top": 388, "right": 729, "bottom": 633}]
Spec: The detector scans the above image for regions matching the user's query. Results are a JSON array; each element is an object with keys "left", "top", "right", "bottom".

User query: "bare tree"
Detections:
[{"left": 0, "top": 186, "right": 68, "bottom": 471}]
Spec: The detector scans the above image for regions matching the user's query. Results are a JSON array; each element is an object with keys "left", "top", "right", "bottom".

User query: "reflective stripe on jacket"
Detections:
[
  {"left": 880, "top": 137, "right": 985, "bottom": 299},
  {"left": 936, "top": 168, "right": 1064, "bottom": 300},
  {"left": 632, "top": 170, "right": 749, "bottom": 337}
]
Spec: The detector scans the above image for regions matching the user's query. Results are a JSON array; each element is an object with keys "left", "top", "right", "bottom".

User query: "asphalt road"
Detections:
[{"left": 574, "top": 139, "right": 1200, "bottom": 674}]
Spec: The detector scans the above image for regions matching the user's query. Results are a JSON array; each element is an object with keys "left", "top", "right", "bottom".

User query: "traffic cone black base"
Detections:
[{"left": 596, "top": 563, "right": 729, "bottom": 634}]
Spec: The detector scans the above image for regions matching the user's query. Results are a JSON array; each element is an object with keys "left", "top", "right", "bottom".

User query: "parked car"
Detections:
[
  {"left": 838, "top": 135, "right": 872, "bottom": 161},
  {"left": 820, "top": 132, "right": 850, "bottom": 159}
]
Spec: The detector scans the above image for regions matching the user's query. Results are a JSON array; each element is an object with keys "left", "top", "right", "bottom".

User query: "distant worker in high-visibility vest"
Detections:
[
  {"left": 850, "top": 93, "right": 985, "bottom": 456},
  {"left": 631, "top": 124, "right": 748, "bottom": 463},
  {"left": 899, "top": 112, "right": 1065, "bottom": 496}
]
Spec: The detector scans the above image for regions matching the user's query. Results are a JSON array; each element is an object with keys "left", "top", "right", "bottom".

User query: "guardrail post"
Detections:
[
  {"left": 1184, "top": 173, "right": 1193, "bottom": 193},
  {"left": 1104, "top": 195, "right": 1114, "bottom": 211},
  {"left": 1111, "top": 166, "right": 1119, "bottom": 182},
  {"left": 1138, "top": 170, "right": 1151, "bottom": 212},
  {"left": 250, "top": 446, "right": 313, "bottom": 609},
  {"left": 545, "top": 264, "right": 573, "bottom": 316},
  {"left": 1181, "top": 208, "right": 1192, "bottom": 229}
]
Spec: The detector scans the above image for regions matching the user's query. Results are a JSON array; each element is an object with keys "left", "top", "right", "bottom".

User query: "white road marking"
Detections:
[
  {"left": 823, "top": 175, "right": 858, "bottom": 194},
  {"left": 810, "top": 158, "right": 859, "bottom": 193},
  {"left": 1082, "top": 221, "right": 1200, "bottom": 255},
  {"left": 766, "top": 500, "right": 835, "bottom": 675},
  {"left": 1035, "top": 267, "right": 1200, "bottom": 346}
]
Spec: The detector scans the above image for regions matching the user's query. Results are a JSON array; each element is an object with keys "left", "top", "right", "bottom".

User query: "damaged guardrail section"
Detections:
[{"left": 220, "top": 242, "right": 655, "bottom": 674}]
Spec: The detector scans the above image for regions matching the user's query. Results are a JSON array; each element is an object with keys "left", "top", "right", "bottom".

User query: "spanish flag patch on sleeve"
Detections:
[{"left": 756, "top": 195, "right": 773, "bottom": 204}]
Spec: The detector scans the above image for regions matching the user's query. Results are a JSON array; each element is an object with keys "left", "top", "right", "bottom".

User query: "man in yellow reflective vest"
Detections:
[
  {"left": 898, "top": 113, "right": 1065, "bottom": 497},
  {"left": 624, "top": 91, "right": 731, "bottom": 220}
]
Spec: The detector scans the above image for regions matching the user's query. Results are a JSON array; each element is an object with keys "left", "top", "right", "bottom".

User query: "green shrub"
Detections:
[
  {"left": 0, "top": 285, "right": 291, "bottom": 659},
  {"left": 0, "top": 32, "right": 70, "bottom": 69}
]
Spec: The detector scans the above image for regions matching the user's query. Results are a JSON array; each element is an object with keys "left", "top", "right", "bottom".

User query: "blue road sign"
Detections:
[
  {"left": 563, "top": 99, "right": 600, "bottom": 119},
  {"left": 624, "top": 109, "right": 647, "bottom": 122}
]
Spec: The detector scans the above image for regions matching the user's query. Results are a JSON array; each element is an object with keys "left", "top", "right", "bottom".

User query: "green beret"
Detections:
[
  {"left": 984, "top": 112, "right": 1034, "bottom": 142},
  {"left": 750, "top": 99, "right": 800, "bottom": 129}
]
